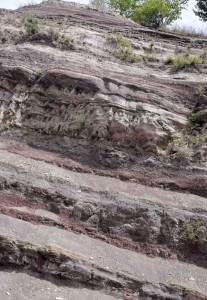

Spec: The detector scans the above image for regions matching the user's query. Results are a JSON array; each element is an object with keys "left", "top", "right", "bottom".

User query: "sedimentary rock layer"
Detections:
[{"left": 0, "top": 1, "right": 206, "bottom": 298}]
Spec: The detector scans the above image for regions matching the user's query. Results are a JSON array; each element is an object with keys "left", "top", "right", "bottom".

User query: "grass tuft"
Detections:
[
  {"left": 164, "top": 53, "right": 203, "bottom": 72},
  {"left": 106, "top": 34, "right": 141, "bottom": 62}
]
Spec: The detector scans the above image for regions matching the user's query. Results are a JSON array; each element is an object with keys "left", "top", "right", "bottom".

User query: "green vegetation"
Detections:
[
  {"left": 164, "top": 47, "right": 207, "bottom": 72},
  {"left": 35, "top": 68, "right": 42, "bottom": 79},
  {"left": 107, "top": 0, "right": 137, "bottom": 17},
  {"left": 194, "top": 0, "right": 207, "bottom": 22},
  {"left": 172, "top": 55, "right": 202, "bottom": 72},
  {"left": 172, "top": 132, "right": 207, "bottom": 149},
  {"left": 71, "top": 113, "right": 86, "bottom": 130},
  {"left": 107, "top": 33, "right": 132, "bottom": 47},
  {"left": 164, "top": 55, "right": 174, "bottom": 64},
  {"left": 24, "top": 18, "right": 39, "bottom": 36},
  {"left": 194, "top": 85, "right": 205, "bottom": 97},
  {"left": 21, "top": 128, "right": 30, "bottom": 136},
  {"left": 62, "top": 35, "right": 73, "bottom": 43},
  {"left": 106, "top": 34, "right": 141, "bottom": 62},
  {"left": 149, "top": 39, "right": 155, "bottom": 52},
  {"left": 113, "top": 48, "right": 141, "bottom": 61},
  {"left": 170, "top": 131, "right": 207, "bottom": 162},
  {"left": 46, "top": 28, "right": 76, "bottom": 49},
  {"left": 188, "top": 112, "right": 197, "bottom": 122},
  {"left": 181, "top": 219, "right": 206, "bottom": 243},
  {"left": 47, "top": 28, "right": 60, "bottom": 41},
  {"left": 132, "top": 0, "right": 187, "bottom": 28},
  {"left": 164, "top": 52, "right": 203, "bottom": 72},
  {"left": 61, "top": 34, "right": 76, "bottom": 49},
  {"left": 21, "top": 12, "right": 34, "bottom": 22},
  {"left": 90, "top": 0, "right": 188, "bottom": 28},
  {"left": 142, "top": 54, "right": 157, "bottom": 62},
  {"left": 171, "top": 134, "right": 192, "bottom": 159},
  {"left": 1, "top": 123, "right": 10, "bottom": 131}
]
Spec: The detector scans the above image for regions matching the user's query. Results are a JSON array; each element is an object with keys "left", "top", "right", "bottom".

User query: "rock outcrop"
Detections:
[{"left": 0, "top": 0, "right": 206, "bottom": 299}]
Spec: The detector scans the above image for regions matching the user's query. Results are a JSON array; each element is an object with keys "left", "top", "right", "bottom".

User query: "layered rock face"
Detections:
[
  {"left": 0, "top": 0, "right": 206, "bottom": 156},
  {"left": 0, "top": 1, "right": 207, "bottom": 299}
]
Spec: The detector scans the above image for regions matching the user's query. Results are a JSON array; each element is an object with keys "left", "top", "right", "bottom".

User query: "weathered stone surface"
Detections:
[
  {"left": 0, "top": 268, "right": 117, "bottom": 300},
  {"left": 0, "top": 1, "right": 206, "bottom": 299},
  {"left": 0, "top": 141, "right": 206, "bottom": 260},
  {"left": 0, "top": 1, "right": 206, "bottom": 156},
  {"left": 0, "top": 214, "right": 207, "bottom": 299}
]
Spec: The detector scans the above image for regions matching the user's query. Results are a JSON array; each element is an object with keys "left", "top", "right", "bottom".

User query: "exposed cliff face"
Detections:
[
  {"left": 0, "top": 1, "right": 207, "bottom": 299},
  {"left": 0, "top": 0, "right": 207, "bottom": 157},
  {"left": 0, "top": 67, "right": 190, "bottom": 153}
]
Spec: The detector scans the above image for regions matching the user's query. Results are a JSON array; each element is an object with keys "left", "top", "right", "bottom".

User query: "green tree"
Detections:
[
  {"left": 132, "top": 0, "right": 188, "bottom": 28},
  {"left": 105, "top": 0, "right": 188, "bottom": 28},
  {"left": 108, "top": 0, "right": 138, "bottom": 17},
  {"left": 194, "top": 0, "right": 207, "bottom": 21}
]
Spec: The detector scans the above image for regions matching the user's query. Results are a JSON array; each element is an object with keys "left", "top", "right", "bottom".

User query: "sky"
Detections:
[
  {"left": 0, "top": 0, "right": 206, "bottom": 30},
  {"left": 173, "top": 0, "right": 206, "bottom": 30},
  {"left": 0, "top": 0, "right": 87, "bottom": 9}
]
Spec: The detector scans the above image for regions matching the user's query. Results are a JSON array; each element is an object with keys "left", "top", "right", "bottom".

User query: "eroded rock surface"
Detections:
[
  {"left": 0, "top": 0, "right": 206, "bottom": 299},
  {"left": 0, "top": 0, "right": 206, "bottom": 156}
]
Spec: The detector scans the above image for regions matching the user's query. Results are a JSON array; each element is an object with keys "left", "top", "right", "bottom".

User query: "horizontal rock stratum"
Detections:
[{"left": 0, "top": 0, "right": 206, "bottom": 299}]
